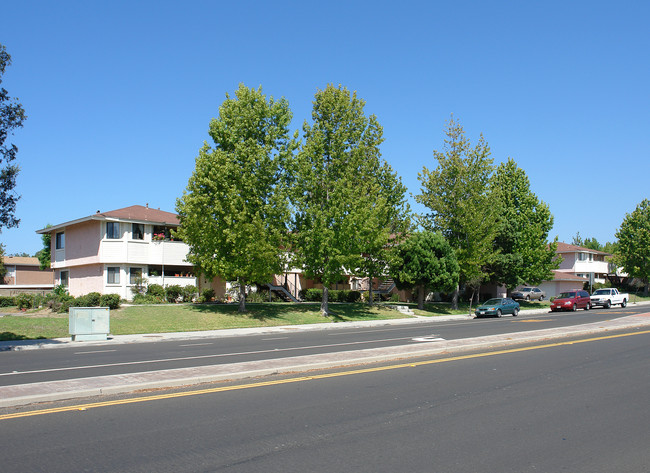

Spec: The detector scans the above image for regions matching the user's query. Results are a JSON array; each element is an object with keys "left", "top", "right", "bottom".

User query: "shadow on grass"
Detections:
[
  {"left": 190, "top": 302, "right": 397, "bottom": 323},
  {"left": 0, "top": 332, "right": 48, "bottom": 342}
]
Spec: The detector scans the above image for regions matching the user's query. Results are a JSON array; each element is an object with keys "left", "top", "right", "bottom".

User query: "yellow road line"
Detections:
[{"left": 2, "top": 328, "right": 650, "bottom": 421}]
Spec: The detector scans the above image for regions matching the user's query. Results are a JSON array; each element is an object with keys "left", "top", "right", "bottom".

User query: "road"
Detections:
[
  {"left": 1, "top": 326, "right": 649, "bottom": 472},
  {"left": 0, "top": 306, "right": 644, "bottom": 387}
]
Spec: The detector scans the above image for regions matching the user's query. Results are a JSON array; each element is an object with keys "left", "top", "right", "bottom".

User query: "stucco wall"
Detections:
[
  {"left": 63, "top": 265, "right": 103, "bottom": 297},
  {"left": 15, "top": 266, "right": 54, "bottom": 285}
]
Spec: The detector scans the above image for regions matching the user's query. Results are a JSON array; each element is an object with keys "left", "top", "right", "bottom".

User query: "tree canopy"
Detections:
[
  {"left": 416, "top": 117, "right": 499, "bottom": 308},
  {"left": 489, "top": 158, "right": 558, "bottom": 288},
  {"left": 292, "top": 84, "right": 405, "bottom": 315},
  {"left": 0, "top": 44, "right": 26, "bottom": 232},
  {"left": 390, "top": 231, "right": 459, "bottom": 309},
  {"left": 615, "top": 199, "right": 650, "bottom": 295},
  {"left": 176, "top": 84, "right": 297, "bottom": 312}
]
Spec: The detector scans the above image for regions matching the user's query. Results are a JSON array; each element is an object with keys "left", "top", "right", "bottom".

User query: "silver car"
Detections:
[{"left": 512, "top": 286, "right": 545, "bottom": 301}]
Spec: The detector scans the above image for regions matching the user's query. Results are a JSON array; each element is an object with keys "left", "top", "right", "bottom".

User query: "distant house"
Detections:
[
  {"left": 538, "top": 270, "right": 588, "bottom": 299},
  {"left": 555, "top": 242, "right": 613, "bottom": 285},
  {"left": 36, "top": 205, "right": 225, "bottom": 301},
  {"left": 0, "top": 256, "right": 54, "bottom": 295}
]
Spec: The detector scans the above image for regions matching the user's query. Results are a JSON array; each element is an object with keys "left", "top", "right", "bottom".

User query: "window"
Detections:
[
  {"left": 107, "top": 267, "right": 120, "bottom": 284},
  {"left": 60, "top": 270, "right": 69, "bottom": 287},
  {"left": 129, "top": 267, "right": 142, "bottom": 285},
  {"left": 55, "top": 232, "right": 65, "bottom": 249},
  {"left": 132, "top": 223, "right": 144, "bottom": 240},
  {"left": 106, "top": 222, "right": 120, "bottom": 239}
]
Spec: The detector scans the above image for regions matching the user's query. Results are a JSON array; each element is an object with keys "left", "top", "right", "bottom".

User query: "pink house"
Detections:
[
  {"left": 554, "top": 242, "right": 613, "bottom": 284},
  {"left": 36, "top": 205, "right": 225, "bottom": 301}
]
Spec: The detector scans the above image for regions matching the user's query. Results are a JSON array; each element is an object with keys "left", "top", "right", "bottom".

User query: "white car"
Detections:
[{"left": 590, "top": 288, "right": 629, "bottom": 309}]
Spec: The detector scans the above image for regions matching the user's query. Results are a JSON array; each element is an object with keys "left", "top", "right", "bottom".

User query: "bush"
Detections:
[
  {"left": 389, "top": 293, "right": 400, "bottom": 302},
  {"left": 346, "top": 290, "right": 362, "bottom": 302},
  {"left": 100, "top": 293, "right": 121, "bottom": 309},
  {"left": 303, "top": 288, "right": 323, "bottom": 302},
  {"left": 165, "top": 285, "right": 183, "bottom": 303},
  {"left": 0, "top": 296, "right": 16, "bottom": 307},
  {"left": 182, "top": 285, "right": 198, "bottom": 302},
  {"left": 147, "top": 284, "right": 165, "bottom": 298},
  {"left": 85, "top": 292, "right": 102, "bottom": 307},
  {"left": 247, "top": 290, "right": 267, "bottom": 303},
  {"left": 132, "top": 293, "right": 165, "bottom": 304},
  {"left": 198, "top": 288, "right": 215, "bottom": 303},
  {"left": 15, "top": 293, "right": 34, "bottom": 310}
]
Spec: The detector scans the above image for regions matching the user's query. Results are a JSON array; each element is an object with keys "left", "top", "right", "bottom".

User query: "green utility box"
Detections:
[{"left": 69, "top": 307, "right": 110, "bottom": 341}]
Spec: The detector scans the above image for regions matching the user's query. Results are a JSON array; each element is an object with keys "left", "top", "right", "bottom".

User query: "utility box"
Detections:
[{"left": 69, "top": 307, "right": 110, "bottom": 341}]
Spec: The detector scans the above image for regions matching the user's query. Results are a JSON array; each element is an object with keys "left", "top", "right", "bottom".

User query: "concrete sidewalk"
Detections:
[{"left": 1, "top": 309, "right": 649, "bottom": 408}]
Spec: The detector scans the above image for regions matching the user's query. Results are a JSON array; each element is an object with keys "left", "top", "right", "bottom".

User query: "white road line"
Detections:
[
  {"left": 261, "top": 337, "right": 289, "bottom": 341},
  {"left": 73, "top": 350, "right": 118, "bottom": 355},
  {"left": 0, "top": 336, "right": 416, "bottom": 377},
  {"left": 178, "top": 343, "right": 214, "bottom": 347}
]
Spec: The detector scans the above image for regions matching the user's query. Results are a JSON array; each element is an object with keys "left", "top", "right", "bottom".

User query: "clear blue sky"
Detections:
[{"left": 2, "top": 0, "right": 648, "bottom": 256}]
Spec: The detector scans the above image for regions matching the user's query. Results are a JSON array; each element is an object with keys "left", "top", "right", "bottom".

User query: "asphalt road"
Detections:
[
  {"left": 0, "top": 305, "right": 645, "bottom": 387},
  {"left": 1, "top": 326, "right": 649, "bottom": 472}
]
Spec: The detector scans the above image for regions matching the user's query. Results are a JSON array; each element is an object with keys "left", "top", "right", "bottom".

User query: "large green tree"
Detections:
[
  {"left": 416, "top": 117, "right": 499, "bottom": 309},
  {"left": 489, "top": 158, "right": 558, "bottom": 289},
  {"left": 36, "top": 224, "right": 52, "bottom": 269},
  {"left": 615, "top": 199, "right": 650, "bottom": 295},
  {"left": 390, "top": 231, "right": 459, "bottom": 310},
  {"left": 176, "top": 84, "right": 297, "bottom": 312},
  {"left": 292, "top": 84, "right": 395, "bottom": 315},
  {"left": 0, "top": 44, "right": 27, "bottom": 231}
]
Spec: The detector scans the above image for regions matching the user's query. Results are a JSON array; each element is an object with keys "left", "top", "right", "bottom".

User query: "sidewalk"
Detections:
[{"left": 1, "top": 307, "right": 650, "bottom": 408}]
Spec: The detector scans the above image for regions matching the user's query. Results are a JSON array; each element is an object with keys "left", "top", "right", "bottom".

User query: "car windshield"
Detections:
[
  {"left": 558, "top": 292, "right": 576, "bottom": 298},
  {"left": 520, "top": 288, "right": 532, "bottom": 292},
  {"left": 484, "top": 299, "right": 503, "bottom": 305},
  {"left": 593, "top": 289, "right": 608, "bottom": 295}
]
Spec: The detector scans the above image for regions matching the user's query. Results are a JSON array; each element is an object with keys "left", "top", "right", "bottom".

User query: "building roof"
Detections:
[
  {"left": 37, "top": 205, "right": 179, "bottom": 234},
  {"left": 551, "top": 270, "right": 588, "bottom": 282},
  {"left": 556, "top": 242, "right": 611, "bottom": 256},
  {"left": 1, "top": 256, "right": 41, "bottom": 267}
]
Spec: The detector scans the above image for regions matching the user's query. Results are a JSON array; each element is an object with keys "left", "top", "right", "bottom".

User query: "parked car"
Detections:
[
  {"left": 475, "top": 298, "right": 520, "bottom": 318},
  {"left": 512, "top": 286, "right": 546, "bottom": 301},
  {"left": 550, "top": 290, "right": 591, "bottom": 312},
  {"left": 590, "top": 288, "right": 629, "bottom": 309}
]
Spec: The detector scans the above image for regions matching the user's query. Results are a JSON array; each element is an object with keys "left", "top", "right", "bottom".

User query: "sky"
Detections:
[{"left": 1, "top": 0, "right": 648, "bottom": 256}]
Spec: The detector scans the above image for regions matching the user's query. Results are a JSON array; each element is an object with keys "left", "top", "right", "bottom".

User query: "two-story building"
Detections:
[
  {"left": 0, "top": 256, "right": 54, "bottom": 296},
  {"left": 37, "top": 205, "right": 225, "bottom": 300},
  {"left": 555, "top": 242, "right": 612, "bottom": 285}
]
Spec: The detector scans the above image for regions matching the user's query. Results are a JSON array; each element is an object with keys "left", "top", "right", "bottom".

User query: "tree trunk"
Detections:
[
  {"left": 238, "top": 280, "right": 247, "bottom": 313},
  {"left": 368, "top": 273, "right": 374, "bottom": 306},
  {"left": 321, "top": 285, "right": 329, "bottom": 316},
  {"left": 417, "top": 284, "right": 425, "bottom": 310},
  {"left": 451, "top": 284, "right": 459, "bottom": 310}
]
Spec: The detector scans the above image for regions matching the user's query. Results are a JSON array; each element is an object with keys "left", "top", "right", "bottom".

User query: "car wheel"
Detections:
[
  {"left": 539, "top": 295, "right": 544, "bottom": 301},
  {"left": 496, "top": 309, "right": 502, "bottom": 318},
  {"left": 604, "top": 300, "right": 611, "bottom": 309},
  {"left": 584, "top": 302, "right": 591, "bottom": 311},
  {"left": 525, "top": 295, "right": 530, "bottom": 301},
  {"left": 513, "top": 308, "right": 519, "bottom": 317},
  {"left": 572, "top": 304, "right": 577, "bottom": 312},
  {"left": 622, "top": 299, "right": 627, "bottom": 308}
]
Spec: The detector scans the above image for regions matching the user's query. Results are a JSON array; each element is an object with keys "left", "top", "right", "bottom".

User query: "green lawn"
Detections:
[{"left": 0, "top": 302, "right": 408, "bottom": 341}]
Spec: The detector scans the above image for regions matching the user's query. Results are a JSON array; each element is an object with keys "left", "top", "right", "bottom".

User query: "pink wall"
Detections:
[{"left": 64, "top": 265, "right": 103, "bottom": 297}]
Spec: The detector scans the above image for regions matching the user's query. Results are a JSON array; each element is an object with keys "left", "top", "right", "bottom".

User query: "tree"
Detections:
[
  {"left": 355, "top": 160, "right": 411, "bottom": 306},
  {"left": 292, "top": 84, "right": 393, "bottom": 315},
  {"left": 614, "top": 199, "right": 650, "bottom": 295},
  {"left": 390, "top": 232, "right": 459, "bottom": 310},
  {"left": 176, "top": 84, "right": 297, "bottom": 312},
  {"left": 0, "top": 44, "right": 26, "bottom": 232},
  {"left": 0, "top": 243, "right": 6, "bottom": 281},
  {"left": 416, "top": 117, "right": 499, "bottom": 309},
  {"left": 36, "top": 224, "right": 52, "bottom": 269},
  {"left": 489, "top": 158, "right": 558, "bottom": 289}
]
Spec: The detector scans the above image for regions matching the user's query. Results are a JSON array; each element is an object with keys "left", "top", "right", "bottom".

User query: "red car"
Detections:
[{"left": 550, "top": 290, "right": 592, "bottom": 312}]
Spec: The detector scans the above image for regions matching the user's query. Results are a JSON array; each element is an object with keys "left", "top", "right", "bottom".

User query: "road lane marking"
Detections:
[
  {"left": 261, "top": 337, "right": 289, "bottom": 341},
  {"left": 178, "top": 343, "right": 213, "bottom": 347},
  {"left": 2, "top": 328, "right": 649, "bottom": 421},
  {"left": 73, "top": 350, "right": 118, "bottom": 355},
  {"left": 0, "top": 336, "right": 415, "bottom": 377}
]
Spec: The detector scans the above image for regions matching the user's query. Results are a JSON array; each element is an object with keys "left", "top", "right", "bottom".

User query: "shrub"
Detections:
[
  {"left": 198, "top": 288, "right": 215, "bottom": 303},
  {"left": 0, "top": 296, "right": 16, "bottom": 307},
  {"left": 147, "top": 284, "right": 165, "bottom": 298},
  {"left": 53, "top": 284, "right": 68, "bottom": 297},
  {"left": 100, "top": 293, "right": 121, "bottom": 309},
  {"left": 132, "top": 293, "right": 164, "bottom": 304},
  {"left": 84, "top": 292, "right": 102, "bottom": 307},
  {"left": 346, "top": 290, "right": 362, "bottom": 302},
  {"left": 182, "top": 285, "right": 198, "bottom": 302},
  {"left": 389, "top": 293, "right": 400, "bottom": 302},
  {"left": 165, "top": 285, "right": 183, "bottom": 303},
  {"left": 247, "top": 290, "right": 266, "bottom": 303},
  {"left": 15, "top": 293, "right": 34, "bottom": 310},
  {"left": 303, "top": 288, "right": 323, "bottom": 302}
]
